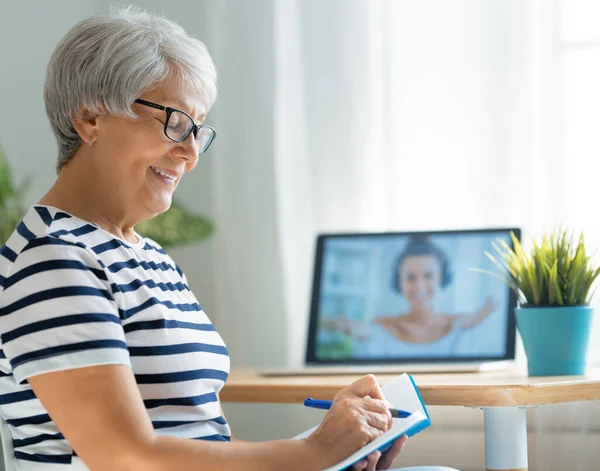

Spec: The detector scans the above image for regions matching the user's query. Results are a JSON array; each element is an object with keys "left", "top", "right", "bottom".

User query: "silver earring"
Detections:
[{"left": 89, "top": 136, "right": 93, "bottom": 146}]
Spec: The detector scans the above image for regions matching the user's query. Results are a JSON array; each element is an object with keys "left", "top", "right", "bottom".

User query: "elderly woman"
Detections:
[{"left": 0, "top": 7, "right": 458, "bottom": 471}]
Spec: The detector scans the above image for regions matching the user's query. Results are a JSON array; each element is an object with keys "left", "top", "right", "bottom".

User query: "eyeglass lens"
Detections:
[{"left": 166, "top": 110, "right": 214, "bottom": 154}]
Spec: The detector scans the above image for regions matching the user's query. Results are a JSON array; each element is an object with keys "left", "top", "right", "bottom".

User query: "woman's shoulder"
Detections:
[
  {"left": 1, "top": 206, "right": 99, "bottom": 272},
  {"left": 10, "top": 205, "right": 106, "bottom": 253}
]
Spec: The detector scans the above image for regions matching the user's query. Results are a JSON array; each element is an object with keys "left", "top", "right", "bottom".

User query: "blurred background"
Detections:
[{"left": 2, "top": 0, "right": 600, "bottom": 469}]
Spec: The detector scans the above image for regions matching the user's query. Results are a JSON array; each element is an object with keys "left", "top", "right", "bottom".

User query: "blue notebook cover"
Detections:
[
  {"left": 294, "top": 373, "right": 431, "bottom": 471},
  {"left": 402, "top": 374, "right": 431, "bottom": 438}
]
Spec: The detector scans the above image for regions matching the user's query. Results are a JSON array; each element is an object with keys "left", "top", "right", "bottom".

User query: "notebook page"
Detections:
[{"left": 381, "top": 373, "right": 427, "bottom": 418}]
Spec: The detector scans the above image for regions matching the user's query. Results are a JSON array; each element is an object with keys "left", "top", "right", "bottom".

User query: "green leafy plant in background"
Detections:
[
  {"left": 476, "top": 229, "right": 600, "bottom": 307},
  {"left": 0, "top": 144, "right": 213, "bottom": 249},
  {"left": 135, "top": 200, "right": 213, "bottom": 248},
  {"left": 0, "top": 144, "right": 31, "bottom": 247}
]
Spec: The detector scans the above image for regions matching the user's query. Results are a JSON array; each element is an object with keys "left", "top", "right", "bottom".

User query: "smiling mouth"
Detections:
[{"left": 150, "top": 166, "right": 178, "bottom": 183}]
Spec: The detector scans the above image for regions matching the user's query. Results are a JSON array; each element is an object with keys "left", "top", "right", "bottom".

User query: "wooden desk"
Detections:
[{"left": 221, "top": 367, "right": 600, "bottom": 471}]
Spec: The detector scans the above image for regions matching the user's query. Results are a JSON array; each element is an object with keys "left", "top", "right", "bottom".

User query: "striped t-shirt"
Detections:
[{"left": 0, "top": 205, "right": 231, "bottom": 470}]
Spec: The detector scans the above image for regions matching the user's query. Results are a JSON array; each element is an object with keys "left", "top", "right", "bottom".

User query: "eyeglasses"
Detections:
[{"left": 134, "top": 98, "right": 216, "bottom": 155}]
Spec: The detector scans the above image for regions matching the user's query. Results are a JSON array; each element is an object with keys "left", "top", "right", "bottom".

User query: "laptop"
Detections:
[{"left": 260, "top": 227, "right": 520, "bottom": 376}]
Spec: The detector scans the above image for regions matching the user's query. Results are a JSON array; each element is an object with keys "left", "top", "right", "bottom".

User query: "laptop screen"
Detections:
[{"left": 306, "top": 228, "right": 519, "bottom": 365}]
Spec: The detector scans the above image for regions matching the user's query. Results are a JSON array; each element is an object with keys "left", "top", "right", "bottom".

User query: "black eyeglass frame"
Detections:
[{"left": 134, "top": 98, "right": 216, "bottom": 154}]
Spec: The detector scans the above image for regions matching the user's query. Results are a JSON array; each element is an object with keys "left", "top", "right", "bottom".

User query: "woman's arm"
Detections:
[
  {"left": 324, "top": 316, "right": 372, "bottom": 340},
  {"left": 455, "top": 297, "right": 499, "bottom": 330},
  {"left": 29, "top": 365, "right": 392, "bottom": 471},
  {"left": 28, "top": 364, "right": 320, "bottom": 471}
]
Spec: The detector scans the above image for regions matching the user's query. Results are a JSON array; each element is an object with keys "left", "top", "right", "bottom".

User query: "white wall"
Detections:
[{"left": 0, "top": 0, "right": 102, "bottom": 198}]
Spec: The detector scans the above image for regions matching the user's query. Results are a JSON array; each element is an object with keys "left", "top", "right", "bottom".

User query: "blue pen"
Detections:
[{"left": 303, "top": 398, "right": 411, "bottom": 418}]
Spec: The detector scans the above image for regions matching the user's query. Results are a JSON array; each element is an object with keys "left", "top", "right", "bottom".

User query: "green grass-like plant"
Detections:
[{"left": 476, "top": 229, "right": 600, "bottom": 307}]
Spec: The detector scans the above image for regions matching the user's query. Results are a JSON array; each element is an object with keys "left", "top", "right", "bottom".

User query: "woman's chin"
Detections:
[
  {"left": 409, "top": 300, "right": 434, "bottom": 310},
  {"left": 146, "top": 175, "right": 176, "bottom": 212},
  {"left": 146, "top": 194, "right": 173, "bottom": 216}
]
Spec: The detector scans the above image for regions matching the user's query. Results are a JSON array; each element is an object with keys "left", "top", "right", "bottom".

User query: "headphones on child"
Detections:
[{"left": 391, "top": 242, "right": 453, "bottom": 294}]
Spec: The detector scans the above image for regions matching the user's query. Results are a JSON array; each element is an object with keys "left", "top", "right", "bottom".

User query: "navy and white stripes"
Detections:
[{"left": 0, "top": 205, "right": 230, "bottom": 469}]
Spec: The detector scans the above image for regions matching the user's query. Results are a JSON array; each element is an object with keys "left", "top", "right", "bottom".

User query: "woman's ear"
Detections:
[{"left": 71, "top": 107, "right": 99, "bottom": 145}]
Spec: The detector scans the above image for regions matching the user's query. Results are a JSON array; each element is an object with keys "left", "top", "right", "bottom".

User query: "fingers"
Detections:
[
  {"left": 365, "top": 450, "right": 381, "bottom": 471},
  {"left": 376, "top": 435, "right": 408, "bottom": 470},
  {"left": 361, "top": 396, "right": 391, "bottom": 414},
  {"left": 346, "top": 395, "right": 391, "bottom": 432},
  {"left": 351, "top": 416, "right": 385, "bottom": 445},
  {"left": 360, "top": 407, "right": 391, "bottom": 433},
  {"left": 336, "top": 396, "right": 390, "bottom": 435},
  {"left": 361, "top": 397, "right": 393, "bottom": 430},
  {"left": 332, "top": 392, "right": 392, "bottom": 435},
  {"left": 350, "top": 450, "right": 381, "bottom": 471},
  {"left": 359, "top": 414, "right": 388, "bottom": 441},
  {"left": 348, "top": 374, "right": 385, "bottom": 400}
]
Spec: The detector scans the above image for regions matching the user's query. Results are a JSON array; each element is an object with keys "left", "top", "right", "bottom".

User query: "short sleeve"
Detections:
[{"left": 0, "top": 238, "right": 131, "bottom": 384}]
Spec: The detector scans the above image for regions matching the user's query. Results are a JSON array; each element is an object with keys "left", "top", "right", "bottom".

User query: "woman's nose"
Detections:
[
  {"left": 415, "top": 278, "right": 428, "bottom": 290},
  {"left": 175, "top": 133, "right": 200, "bottom": 161}
]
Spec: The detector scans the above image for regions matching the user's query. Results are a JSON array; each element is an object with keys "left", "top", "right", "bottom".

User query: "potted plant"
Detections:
[
  {"left": 481, "top": 229, "right": 600, "bottom": 376},
  {"left": 0, "top": 143, "right": 213, "bottom": 249}
]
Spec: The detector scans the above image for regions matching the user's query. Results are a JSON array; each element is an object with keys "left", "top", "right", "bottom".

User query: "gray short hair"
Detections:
[{"left": 44, "top": 6, "right": 217, "bottom": 172}]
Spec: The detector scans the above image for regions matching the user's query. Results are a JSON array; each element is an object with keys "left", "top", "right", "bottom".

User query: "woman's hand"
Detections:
[
  {"left": 350, "top": 435, "right": 408, "bottom": 470},
  {"left": 457, "top": 296, "right": 500, "bottom": 330},
  {"left": 326, "top": 316, "right": 371, "bottom": 340},
  {"left": 305, "top": 375, "right": 402, "bottom": 470},
  {"left": 481, "top": 296, "right": 499, "bottom": 313}
]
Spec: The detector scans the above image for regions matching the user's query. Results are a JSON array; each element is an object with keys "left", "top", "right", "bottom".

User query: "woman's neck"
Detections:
[
  {"left": 403, "top": 307, "right": 436, "bottom": 324},
  {"left": 39, "top": 158, "right": 140, "bottom": 244}
]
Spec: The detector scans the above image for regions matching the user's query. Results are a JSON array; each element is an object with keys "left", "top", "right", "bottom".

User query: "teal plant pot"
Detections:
[{"left": 515, "top": 306, "right": 594, "bottom": 376}]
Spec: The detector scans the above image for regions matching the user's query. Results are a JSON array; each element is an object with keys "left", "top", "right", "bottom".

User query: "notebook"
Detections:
[{"left": 293, "top": 373, "right": 431, "bottom": 471}]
